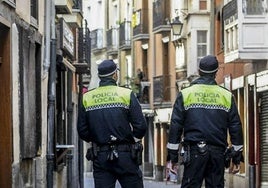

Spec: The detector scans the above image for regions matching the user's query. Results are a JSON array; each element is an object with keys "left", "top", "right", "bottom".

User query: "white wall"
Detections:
[
  {"left": 186, "top": 15, "right": 211, "bottom": 76},
  {"left": 83, "top": 0, "right": 105, "bottom": 30}
]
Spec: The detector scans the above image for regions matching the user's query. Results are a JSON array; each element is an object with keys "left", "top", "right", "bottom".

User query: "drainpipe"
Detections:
[
  {"left": 43, "top": 0, "right": 51, "bottom": 77},
  {"left": 78, "top": 74, "right": 84, "bottom": 188},
  {"left": 67, "top": 70, "right": 73, "bottom": 188},
  {"left": 210, "top": 0, "right": 215, "bottom": 54},
  {"left": 47, "top": 0, "right": 56, "bottom": 187}
]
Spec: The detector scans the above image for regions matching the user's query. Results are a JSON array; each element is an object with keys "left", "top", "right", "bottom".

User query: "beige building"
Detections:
[
  {"left": 0, "top": 0, "right": 87, "bottom": 187},
  {"left": 132, "top": 0, "right": 187, "bottom": 179},
  {"left": 84, "top": 0, "right": 268, "bottom": 187},
  {"left": 0, "top": 1, "right": 46, "bottom": 187}
]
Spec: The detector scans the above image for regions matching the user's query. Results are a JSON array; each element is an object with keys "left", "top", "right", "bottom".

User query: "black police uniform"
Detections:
[
  {"left": 77, "top": 60, "right": 147, "bottom": 188},
  {"left": 167, "top": 55, "right": 243, "bottom": 188}
]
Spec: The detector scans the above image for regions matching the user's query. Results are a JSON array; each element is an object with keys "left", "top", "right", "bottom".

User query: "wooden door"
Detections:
[{"left": 0, "top": 23, "right": 12, "bottom": 188}]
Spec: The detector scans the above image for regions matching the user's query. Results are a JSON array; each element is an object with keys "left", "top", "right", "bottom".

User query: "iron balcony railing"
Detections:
[
  {"left": 106, "top": 27, "right": 119, "bottom": 53},
  {"left": 133, "top": 8, "right": 149, "bottom": 39},
  {"left": 78, "top": 21, "right": 91, "bottom": 65},
  {"left": 153, "top": 0, "right": 170, "bottom": 32},
  {"left": 91, "top": 29, "right": 104, "bottom": 51},
  {"left": 119, "top": 20, "right": 131, "bottom": 50}
]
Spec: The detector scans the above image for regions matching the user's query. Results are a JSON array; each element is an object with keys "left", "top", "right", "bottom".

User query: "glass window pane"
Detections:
[
  {"left": 200, "top": 0, "right": 207, "bottom": 10},
  {"left": 243, "top": 0, "right": 267, "bottom": 15},
  {"left": 197, "top": 45, "right": 207, "bottom": 57},
  {"left": 197, "top": 30, "right": 207, "bottom": 63},
  {"left": 197, "top": 31, "right": 207, "bottom": 43},
  {"left": 31, "top": 0, "right": 38, "bottom": 19}
]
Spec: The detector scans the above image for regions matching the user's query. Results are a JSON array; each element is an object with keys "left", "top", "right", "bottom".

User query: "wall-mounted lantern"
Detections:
[{"left": 170, "top": 16, "right": 183, "bottom": 36}]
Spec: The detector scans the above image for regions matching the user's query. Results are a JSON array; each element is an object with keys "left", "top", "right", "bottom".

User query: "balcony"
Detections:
[
  {"left": 153, "top": 75, "right": 172, "bottom": 107},
  {"left": 55, "top": 0, "right": 73, "bottom": 14},
  {"left": 106, "top": 27, "right": 119, "bottom": 55},
  {"left": 78, "top": 25, "right": 91, "bottom": 64},
  {"left": 72, "top": 0, "right": 82, "bottom": 11},
  {"left": 223, "top": 0, "right": 268, "bottom": 63},
  {"left": 152, "top": 0, "right": 171, "bottom": 34},
  {"left": 119, "top": 21, "right": 131, "bottom": 50},
  {"left": 133, "top": 8, "right": 149, "bottom": 41},
  {"left": 74, "top": 20, "right": 91, "bottom": 74},
  {"left": 136, "top": 81, "right": 150, "bottom": 105},
  {"left": 91, "top": 29, "right": 104, "bottom": 53},
  {"left": 57, "top": 0, "right": 83, "bottom": 28}
]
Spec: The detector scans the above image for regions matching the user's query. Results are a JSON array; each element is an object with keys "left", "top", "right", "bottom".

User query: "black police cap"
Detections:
[
  {"left": 98, "top": 60, "right": 119, "bottom": 77},
  {"left": 199, "top": 55, "right": 219, "bottom": 74}
]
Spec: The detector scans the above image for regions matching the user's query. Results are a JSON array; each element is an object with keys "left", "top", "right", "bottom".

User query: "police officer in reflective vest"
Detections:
[
  {"left": 77, "top": 60, "right": 147, "bottom": 188},
  {"left": 167, "top": 55, "right": 243, "bottom": 188}
]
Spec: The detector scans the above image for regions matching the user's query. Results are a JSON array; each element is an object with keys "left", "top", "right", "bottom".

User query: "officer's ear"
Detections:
[{"left": 112, "top": 71, "right": 118, "bottom": 81}]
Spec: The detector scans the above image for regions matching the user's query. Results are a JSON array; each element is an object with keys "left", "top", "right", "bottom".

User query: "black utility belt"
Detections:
[
  {"left": 86, "top": 142, "right": 143, "bottom": 164},
  {"left": 189, "top": 141, "right": 225, "bottom": 152},
  {"left": 97, "top": 144, "right": 132, "bottom": 152}
]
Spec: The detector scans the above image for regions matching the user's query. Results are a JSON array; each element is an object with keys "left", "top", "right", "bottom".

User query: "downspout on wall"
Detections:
[
  {"left": 46, "top": 0, "right": 56, "bottom": 187},
  {"left": 67, "top": 69, "right": 74, "bottom": 188},
  {"left": 43, "top": 0, "right": 51, "bottom": 77},
  {"left": 210, "top": 0, "right": 215, "bottom": 54}
]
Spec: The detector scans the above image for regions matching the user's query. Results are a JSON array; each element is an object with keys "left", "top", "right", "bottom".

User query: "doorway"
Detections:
[{"left": 0, "top": 22, "right": 12, "bottom": 188}]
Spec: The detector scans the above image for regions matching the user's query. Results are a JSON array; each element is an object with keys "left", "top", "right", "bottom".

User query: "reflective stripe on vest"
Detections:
[
  {"left": 82, "top": 86, "right": 131, "bottom": 111},
  {"left": 181, "top": 84, "right": 232, "bottom": 112}
]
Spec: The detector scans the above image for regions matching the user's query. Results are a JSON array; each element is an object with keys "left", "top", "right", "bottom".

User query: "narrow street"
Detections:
[
  {"left": 84, "top": 173, "right": 180, "bottom": 188},
  {"left": 84, "top": 172, "right": 242, "bottom": 188},
  {"left": 1, "top": 0, "right": 267, "bottom": 187}
]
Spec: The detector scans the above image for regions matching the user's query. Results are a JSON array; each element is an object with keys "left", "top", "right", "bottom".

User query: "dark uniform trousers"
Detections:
[
  {"left": 93, "top": 150, "right": 143, "bottom": 188},
  {"left": 181, "top": 144, "right": 226, "bottom": 188}
]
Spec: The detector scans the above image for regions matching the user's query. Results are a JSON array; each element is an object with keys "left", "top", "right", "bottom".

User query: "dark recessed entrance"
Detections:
[{"left": 0, "top": 22, "right": 12, "bottom": 188}]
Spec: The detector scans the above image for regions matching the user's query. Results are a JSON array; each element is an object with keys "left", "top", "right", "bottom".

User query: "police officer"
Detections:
[
  {"left": 166, "top": 55, "right": 244, "bottom": 188},
  {"left": 77, "top": 59, "right": 147, "bottom": 188}
]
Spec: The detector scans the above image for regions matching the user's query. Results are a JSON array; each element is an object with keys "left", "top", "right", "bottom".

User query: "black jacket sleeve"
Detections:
[
  {"left": 169, "top": 93, "right": 185, "bottom": 144},
  {"left": 77, "top": 102, "right": 91, "bottom": 142},
  {"left": 167, "top": 92, "right": 185, "bottom": 162},
  {"left": 228, "top": 96, "right": 243, "bottom": 146},
  {"left": 128, "top": 92, "right": 147, "bottom": 139}
]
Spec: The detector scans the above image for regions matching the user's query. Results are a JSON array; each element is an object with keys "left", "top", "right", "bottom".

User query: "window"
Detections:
[
  {"left": 197, "top": 30, "right": 207, "bottom": 63},
  {"left": 199, "top": 0, "right": 207, "bottom": 10},
  {"left": 31, "top": 0, "right": 38, "bottom": 26},
  {"left": 243, "top": 0, "right": 268, "bottom": 15},
  {"left": 18, "top": 27, "right": 42, "bottom": 158},
  {"left": 2, "top": 0, "right": 16, "bottom": 8}
]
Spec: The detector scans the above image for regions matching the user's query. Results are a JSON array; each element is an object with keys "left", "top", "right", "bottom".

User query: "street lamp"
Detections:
[{"left": 170, "top": 16, "right": 183, "bottom": 36}]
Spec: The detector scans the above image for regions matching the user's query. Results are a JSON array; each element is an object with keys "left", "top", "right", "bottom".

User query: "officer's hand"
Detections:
[
  {"left": 232, "top": 150, "right": 243, "bottom": 165},
  {"left": 232, "top": 164, "right": 240, "bottom": 174}
]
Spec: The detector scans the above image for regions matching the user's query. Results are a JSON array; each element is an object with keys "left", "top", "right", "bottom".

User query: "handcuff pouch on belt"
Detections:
[
  {"left": 131, "top": 142, "right": 143, "bottom": 165},
  {"left": 197, "top": 141, "right": 208, "bottom": 155},
  {"left": 107, "top": 145, "right": 119, "bottom": 161}
]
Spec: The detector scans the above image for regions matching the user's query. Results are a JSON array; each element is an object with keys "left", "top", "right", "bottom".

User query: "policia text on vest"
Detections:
[{"left": 92, "top": 92, "right": 118, "bottom": 103}]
